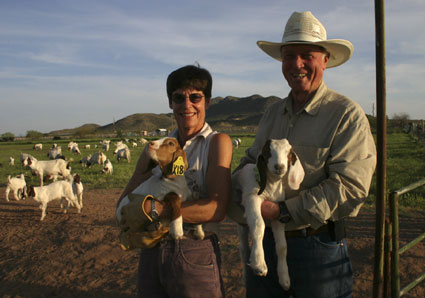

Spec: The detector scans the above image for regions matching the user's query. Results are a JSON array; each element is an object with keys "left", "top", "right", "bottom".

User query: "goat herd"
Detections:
[{"left": 4, "top": 138, "right": 149, "bottom": 221}]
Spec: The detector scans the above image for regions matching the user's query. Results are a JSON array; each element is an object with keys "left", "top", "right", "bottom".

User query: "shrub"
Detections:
[{"left": 1, "top": 132, "right": 15, "bottom": 142}]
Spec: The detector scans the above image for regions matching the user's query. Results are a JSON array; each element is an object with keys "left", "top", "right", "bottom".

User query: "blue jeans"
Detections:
[
  {"left": 138, "top": 233, "right": 224, "bottom": 298},
  {"left": 246, "top": 228, "right": 353, "bottom": 298}
]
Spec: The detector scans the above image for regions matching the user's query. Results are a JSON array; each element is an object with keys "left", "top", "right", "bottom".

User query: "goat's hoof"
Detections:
[
  {"left": 248, "top": 262, "right": 268, "bottom": 277},
  {"left": 279, "top": 277, "right": 291, "bottom": 291},
  {"left": 171, "top": 234, "right": 183, "bottom": 240}
]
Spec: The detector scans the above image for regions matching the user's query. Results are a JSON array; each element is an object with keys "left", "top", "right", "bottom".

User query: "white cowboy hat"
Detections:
[{"left": 257, "top": 11, "right": 353, "bottom": 68}]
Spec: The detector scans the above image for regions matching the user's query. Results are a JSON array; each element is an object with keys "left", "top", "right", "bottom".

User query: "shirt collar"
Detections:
[
  {"left": 284, "top": 82, "right": 328, "bottom": 116},
  {"left": 169, "top": 122, "right": 212, "bottom": 144}
]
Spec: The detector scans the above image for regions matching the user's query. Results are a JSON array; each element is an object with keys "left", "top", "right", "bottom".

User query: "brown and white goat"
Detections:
[
  {"left": 26, "top": 157, "right": 71, "bottom": 186},
  {"left": 27, "top": 180, "right": 81, "bottom": 221},
  {"left": 116, "top": 137, "right": 204, "bottom": 240},
  {"left": 233, "top": 138, "right": 305, "bottom": 290}
]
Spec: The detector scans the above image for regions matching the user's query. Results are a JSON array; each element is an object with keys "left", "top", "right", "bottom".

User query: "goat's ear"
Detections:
[
  {"left": 144, "top": 159, "right": 157, "bottom": 173},
  {"left": 176, "top": 148, "right": 188, "bottom": 170},
  {"left": 164, "top": 148, "right": 188, "bottom": 176},
  {"left": 287, "top": 149, "right": 305, "bottom": 190},
  {"left": 257, "top": 154, "right": 268, "bottom": 195}
]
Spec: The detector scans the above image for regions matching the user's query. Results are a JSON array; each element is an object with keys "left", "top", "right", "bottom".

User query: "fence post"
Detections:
[
  {"left": 390, "top": 192, "right": 400, "bottom": 298},
  {"left": 384, "top": 218, "right": 392, "bottom": 298}
]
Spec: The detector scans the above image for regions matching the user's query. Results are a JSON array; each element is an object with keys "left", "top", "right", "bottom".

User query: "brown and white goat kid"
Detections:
[
  {"left": 27, "top": 180, "right": 82, "bottom": 221},
  {"left": 116, "top": 137, "right": 204, "bottom": 240},
  {"left": 60, "top": 174, "right": 84, "bottom": 209},
  {"left": 234, "top": 138, "right": 305, "bottom": 290},
  {"left": 100, "top": 159, "right": 113, "bottom": 174}
]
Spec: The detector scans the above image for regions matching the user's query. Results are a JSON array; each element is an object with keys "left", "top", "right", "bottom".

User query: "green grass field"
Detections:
[{"left": 1, "top": 133, "right": 425, "bottom": 208}]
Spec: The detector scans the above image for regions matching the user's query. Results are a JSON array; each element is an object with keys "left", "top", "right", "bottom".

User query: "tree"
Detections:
[
  {"left": 391, "top": 112, "right": 410, "bottom": 129},
  {"left": 1, "top": 132, "right": 15, "bottom": 141},
  {"left": 26, "top": 130, "right": 43, "bottom": 139}
]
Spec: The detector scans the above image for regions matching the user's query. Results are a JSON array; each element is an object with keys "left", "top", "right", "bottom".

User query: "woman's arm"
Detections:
[
  {"left": 151, "top": 133, "right": 232, "bottom": 223},
  {"left": 182, "top": 132, "right": 233, "bottom": 223}
]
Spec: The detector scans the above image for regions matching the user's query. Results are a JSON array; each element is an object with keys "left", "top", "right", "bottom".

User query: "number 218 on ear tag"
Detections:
[{"left": 172, "top": 156, "right": 185, "bottom": 175}]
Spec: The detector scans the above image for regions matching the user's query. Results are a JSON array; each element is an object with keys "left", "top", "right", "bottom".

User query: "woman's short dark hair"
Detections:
[{"left": 166, "top": 65, "right": 212, "bottom": 105}]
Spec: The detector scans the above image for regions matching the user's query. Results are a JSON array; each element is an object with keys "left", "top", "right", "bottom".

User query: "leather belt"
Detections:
[{"left": 285, "top": 224, "right": 329, "bottom": 238}]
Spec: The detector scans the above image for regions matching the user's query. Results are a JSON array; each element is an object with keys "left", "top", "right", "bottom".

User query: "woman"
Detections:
[{"left": 117, "top": 65, "right": 232, "bottom": 298}]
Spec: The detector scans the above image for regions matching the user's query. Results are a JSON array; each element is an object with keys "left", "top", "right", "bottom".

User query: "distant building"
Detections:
[{"left": 154, "top": 128, "right": 168, "bottom": 136}]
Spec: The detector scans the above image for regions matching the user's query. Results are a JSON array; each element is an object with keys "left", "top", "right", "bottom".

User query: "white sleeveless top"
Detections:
[{"left": 169, "top": 122, "right": 219, "bottom": 233}]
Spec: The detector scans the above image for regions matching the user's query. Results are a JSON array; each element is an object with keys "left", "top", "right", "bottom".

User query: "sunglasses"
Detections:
[{"left": 171, "top": 93, "right": 204, "bottom": 104}]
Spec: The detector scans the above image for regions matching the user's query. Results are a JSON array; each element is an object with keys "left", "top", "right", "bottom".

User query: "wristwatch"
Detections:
[
  {"left": 278, "top": 201, "right": 291, "bottom": 223},
  {"left": 150, "top": 198, "right": 159, "bottom": 221}
]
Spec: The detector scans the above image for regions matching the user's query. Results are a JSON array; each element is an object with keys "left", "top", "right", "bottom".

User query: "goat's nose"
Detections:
[{"left": 275, "top": 164, "right": 285, "bottom": 173}]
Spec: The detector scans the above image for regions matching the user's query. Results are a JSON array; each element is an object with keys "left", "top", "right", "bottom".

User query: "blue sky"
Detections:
[{"left": 1, "top": 0, "right": 425, "bottom": 136}]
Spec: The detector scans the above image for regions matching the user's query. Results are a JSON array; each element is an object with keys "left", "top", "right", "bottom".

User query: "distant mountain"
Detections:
[{"left": 49, "top": 94, "right": 283, "bottom": 136}]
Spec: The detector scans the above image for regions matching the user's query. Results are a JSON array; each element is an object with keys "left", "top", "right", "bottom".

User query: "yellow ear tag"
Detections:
[{"left": 172, "top": 156, "right": 186, "bottom": 176}]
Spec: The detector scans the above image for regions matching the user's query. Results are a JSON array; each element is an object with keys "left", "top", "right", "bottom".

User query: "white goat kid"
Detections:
[
  {"left": 27, "top": 180, "right": 81, "bottom": 221},
  {"left": 9, "top": 157, "right": 15, "bottom": 166},
  {"left": 116, "top": 137, "right": 204, "bottom": 240},
  {"left": 26, "top": 158, "right": 71, "bottom": 186},
  {"left": 234, "top": 138, "right": 305, "bottom": 290},
  {"left": 5, "top": 174, "right": 27, "bottom": 201}
]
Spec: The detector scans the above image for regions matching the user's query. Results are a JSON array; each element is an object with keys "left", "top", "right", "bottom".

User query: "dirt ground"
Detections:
[{"left": 0, "top": 188, "right": 424, "bottom": 298}]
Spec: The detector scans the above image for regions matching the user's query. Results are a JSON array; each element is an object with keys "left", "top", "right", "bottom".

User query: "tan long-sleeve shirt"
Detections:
[{"left": 231, "top": 82, "right": 377, "bottom": 230}]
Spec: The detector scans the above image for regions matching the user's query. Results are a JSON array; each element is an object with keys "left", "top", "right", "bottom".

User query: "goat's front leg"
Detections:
[
  {"left": 271, "top": 220, "right": 290, "bottom": 290},
  {"left": 40, "top": 203, "right": 47, "bottom": 221},
  {"left": 163, "top": 193, "right": 183, "bottom": 240},
  {"left": 170, "top": 216, "right": 183, "bottom": 239},
  {"left": 244, "top": 194, "right": 268, "bottom": 276}
]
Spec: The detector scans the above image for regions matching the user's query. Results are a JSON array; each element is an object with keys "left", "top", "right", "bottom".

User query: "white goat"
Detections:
[
  {"left": 116, "top": 137, "right": 204, "bottom": 240},
  {"left": 26, "top": 158, "right": 71, "bottom": 186},
  {"left": 9, "top": 157, "right": 15, "bottom": 166},
  {"left": 71, "top": 145, "right": 81, "bottom": 155},
  {"left": 61, "top": 174, "right": 84, "bottom": 209},
  {"left": 113, "top": 142, "right": 128, "bottom": 155},
  {"left": 131, "top": 141, "right": 138, "bottom": 148},
  {"left": 33, "top": 143, "right": 43, "bottom": 151},
  {"left": 86, "top": 151, "right": 107, "bottom": 167},
  {"left": 20, "top": 153, "right": 37, "bottom": 167},
  {"left": 84, "top": 144, "right": 91, "bottom": 149},
  {"left": 67, "top": 141, "right": 78, "bottom": 150},
  {"left": 102, "top": 143, "right": 110, "bottom": 151},
  {"left": 233, "top": 138, "right": 305, "bottom": 290},
  {"left": 79, "top": 154, "right": 92, "bottom": 168},
  {"left": 27, "top": 180, "right": 81, "bottom": 221},
  {"left": 5, "top": 174, "right": 27, "bottom": 201},
  {"left": 48, "top": 146, "right": 62, "bottom": 160},
  {"left": 101, "top": 159, "right": 113, "bottom": 174},
  {"left": 116, "top": 147, "right": 131, "bottom": 163},
  {"left": 140, "top": 138, "right": 148, "bottom": 145}
]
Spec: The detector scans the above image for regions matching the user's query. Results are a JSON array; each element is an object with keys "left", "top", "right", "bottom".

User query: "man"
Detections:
[{"left": 229, "top": 11, "right": 376, "bottom": 297}]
